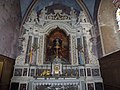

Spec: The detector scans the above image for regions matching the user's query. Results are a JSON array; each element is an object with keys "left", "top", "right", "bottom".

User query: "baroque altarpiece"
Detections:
[{"left": 10, "top": 4, "right": 103, "bottom": 90}]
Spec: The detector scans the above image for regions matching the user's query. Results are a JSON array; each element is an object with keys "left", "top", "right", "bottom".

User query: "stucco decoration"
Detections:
[
  {"left": 21, "top": 6, "right": 99, "bottom": 65},
  {"left": 15, "top": 53, "right": 25, "bottom": 65}
]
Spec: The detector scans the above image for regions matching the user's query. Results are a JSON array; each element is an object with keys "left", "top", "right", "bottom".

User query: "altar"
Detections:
[
  {"left": 10, "top": 4, "right": 103, "bottom": 90},
  {"left": 30, "top": 79, "right": 80, "bottom": 90}
]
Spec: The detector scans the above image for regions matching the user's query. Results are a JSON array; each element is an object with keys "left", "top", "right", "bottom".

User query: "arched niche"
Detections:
[{"left": 44, "top": 27, "right": 70, "bottom": 64}]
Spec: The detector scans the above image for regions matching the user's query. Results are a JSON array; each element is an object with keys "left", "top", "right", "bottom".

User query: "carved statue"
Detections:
[
  {"left": 70, "top": 7, "right": 77, "bottom": 18},
  {"left": 78, "top": 11, "right": 87, "bottom": 23},
  {"left": 70, "top": 7, "right": 77, "bottom": 26},
  {"left": 27, "top": 10, "right": 38, "bottom": 24},
  {"left": 39, "top": 7, "right": 47, "bottom": 19},
  {"left": 15, "top": 53, "right": 25, "bottom": 65},
  {"left": 38, "top": 7, "right": 47, "bottom": 26}
]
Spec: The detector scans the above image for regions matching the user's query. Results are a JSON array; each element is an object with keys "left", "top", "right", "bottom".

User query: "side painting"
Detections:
[{"left": 0, "top": 61, "right": 3, "bottom": 79}]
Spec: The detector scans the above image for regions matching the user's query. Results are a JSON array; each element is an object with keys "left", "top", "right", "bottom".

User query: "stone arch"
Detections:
[{"left": 43, "top": 22, "right": 74, "bottom": 35}]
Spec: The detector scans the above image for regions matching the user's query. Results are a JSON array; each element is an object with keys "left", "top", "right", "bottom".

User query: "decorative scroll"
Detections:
[
  {"left": 47, "top": 10, "right": 70, "bottom": 20},
  {"left": 38, "top": 35, "right": 44, "bottom": 65},
  {"left": 15, "top": 54, "right": 25, "bottom": 65}
]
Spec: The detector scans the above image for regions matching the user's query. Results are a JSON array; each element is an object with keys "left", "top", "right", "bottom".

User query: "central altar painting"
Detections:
[{"left": 45, "top": 27, "right": 70, "bottom": 64}]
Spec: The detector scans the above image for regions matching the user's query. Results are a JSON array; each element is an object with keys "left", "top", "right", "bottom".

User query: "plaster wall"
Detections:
[
  {"left": 98, "top": 0, "right": 120, "bottom": 55},
  {"left": 0, "top": 0, "right": 21, "bottom": 59}
]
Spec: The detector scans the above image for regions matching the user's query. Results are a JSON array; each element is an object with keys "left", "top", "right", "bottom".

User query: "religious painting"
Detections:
[
  {"left": 20, "top": 83, "right": 26, "bottom": 90},
  {"left": 14, "top": 68, "right": 22, "bottom": 76},
  {"left": 95, "top": 83, "right": 103, "bottom": 90},
  {"left": 87, "top": 68, "right": 91, "bottom": 76},
  {"left": 10, "top": 83, "right": 19, "bottom": 90},
  {"left": 92, "top": 69, "right": 100, "bottom": 76},
  {"left": 30, "top": 69, "right": 35, "bottom": 76},
  {"left": 88, "top": 83, "right": 94, "bottom": 90},
  {"left": 45, "top": 27, "right": 70, "bottom": 63},
  {"left": 80, "top": 69, "right": 84, "bottom": 76},
  {"left": 36, "top": 68, "right": 42, "bottom": 77},
  {"left": 23, "top": 68, "right": 27, "bottom": 76},
  {"left": 0, "top": 61, "right": 3, "bottom": 79}
]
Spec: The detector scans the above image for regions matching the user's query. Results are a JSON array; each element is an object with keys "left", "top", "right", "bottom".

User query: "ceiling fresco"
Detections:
[
  {"left": 84, "top": 0, "right": 95, "bottom": 17},
  {"left": 20, "top": 0, "right": 96, "bottom": 19},
  {"left": 20, "top": 0, "right": 32, "bottom": 17},
  {"left": 34, "top": 0, "right": 81, "bottom": 12}
]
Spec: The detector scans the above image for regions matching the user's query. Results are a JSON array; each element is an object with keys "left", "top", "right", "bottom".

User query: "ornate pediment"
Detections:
[
  {"left": 47, "top": 10, "right": 70, "bottom": 20},
  {"left": 24, "top": 7, "right": 90, "bottom": 30}
]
